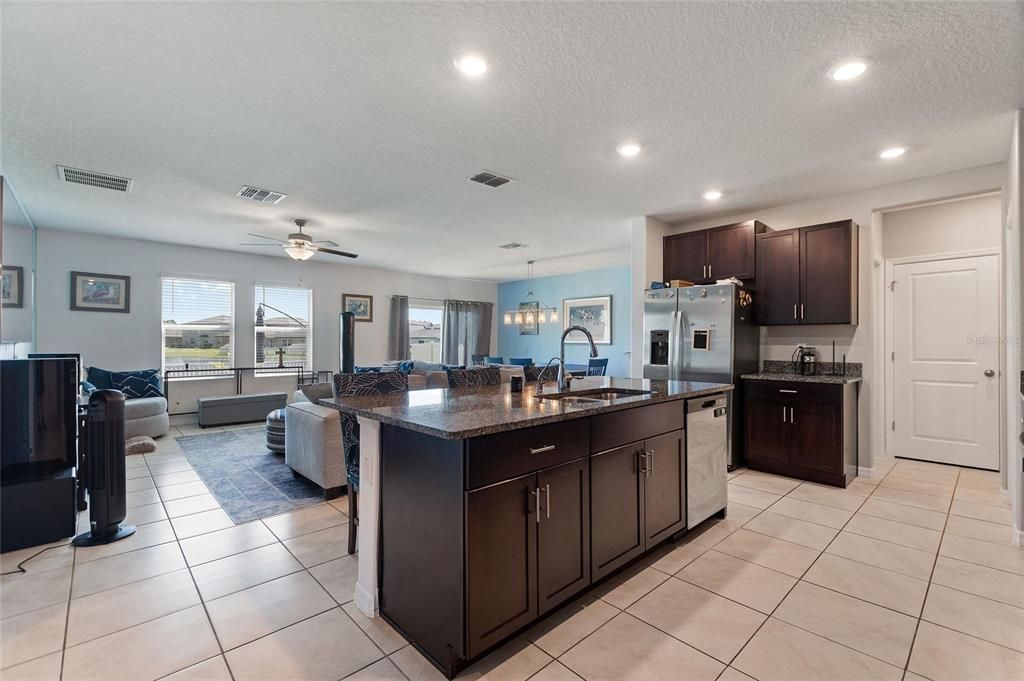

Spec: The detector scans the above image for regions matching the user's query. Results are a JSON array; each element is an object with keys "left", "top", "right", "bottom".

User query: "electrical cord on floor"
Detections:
[{"left": 1, "top": 541, "right": 75, "bottom": 576}]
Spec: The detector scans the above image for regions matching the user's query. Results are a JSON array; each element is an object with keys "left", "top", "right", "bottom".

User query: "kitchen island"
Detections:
[{"left": 321, "top": 376, "right": 732, "bottom": 678}]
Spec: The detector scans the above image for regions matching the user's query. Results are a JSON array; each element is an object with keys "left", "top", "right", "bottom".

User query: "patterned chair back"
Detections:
[
  {"left": 587, "top": 358, "right": 609, "bottom": 376},
  {"left": 524, "top": 364, "right": 559, "bottom": 382},
  {"left": 446, "top": 366, "right": 502, "bottom": 388},
  {"left": 333, "top": 372, "right": 409, "bottom": 488}
]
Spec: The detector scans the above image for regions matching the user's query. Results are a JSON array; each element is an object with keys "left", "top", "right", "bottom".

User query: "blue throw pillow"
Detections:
[
  {"left": 80, "top": 380, "right": 97, "bottom": 394},
  {"left": 109, "top": 369, "right": 164, "bottom": 399},
  {"left": 86, "top": 367, "right": 114, "bottom": 390},
  {"left": 354, "top": 366, "right": 381, "bottom": 374}
]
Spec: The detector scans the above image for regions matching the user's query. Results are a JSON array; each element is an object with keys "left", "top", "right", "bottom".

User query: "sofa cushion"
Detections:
[
  {"left": 110, "top": 369, "right": 164, "bottom": 398},
  {"left": 299, "top": 382, "right": 334, "bottom": 402},
  {"left": 124, "top": 412, "right": 170, "bottom": 439},
  {"left": 86, "top": 367, "right": 114, "bottom": 390},
  {"left": 124, "top": 396, "right": 168, "bottom": 420}
]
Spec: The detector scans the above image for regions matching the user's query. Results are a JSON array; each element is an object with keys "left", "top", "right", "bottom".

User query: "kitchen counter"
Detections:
[
  {"left": 320, "top": 376, "right": 732, "bottom": 440},
  {"left": 742, "top": 372, "right": 862, "bottom": 385}
]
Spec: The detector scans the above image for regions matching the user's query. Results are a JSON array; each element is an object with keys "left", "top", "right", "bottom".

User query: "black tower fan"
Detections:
[{"left": 73, "top": 390, "right": 136, "bottom": 546}]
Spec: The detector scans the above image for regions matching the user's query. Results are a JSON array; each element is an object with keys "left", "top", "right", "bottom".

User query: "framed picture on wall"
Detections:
[
  {"left": 70, "top": 271, "right": 131, "bottom": 313},
  {"left": 2, "top": 266, "right": 23, "bottom": 308},
  {"left": 563, "top": 295, "right": 612, "bottom": 344},
  {"left": 342, "top": 293, "right": 374, "bottom": 322},
  {"left": 517, "top": 301, "right": 539, "bottom": 335}
]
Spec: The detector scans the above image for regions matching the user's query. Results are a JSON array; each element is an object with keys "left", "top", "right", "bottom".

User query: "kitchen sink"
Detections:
[{"left": 538, "top": 388, "right": 652, "bottom": 402}]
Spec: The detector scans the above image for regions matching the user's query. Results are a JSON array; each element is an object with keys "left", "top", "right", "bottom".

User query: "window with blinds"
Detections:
[
  {"left": 161, "top": 277, "right": 235, "bottom": 374},
  {"left": 255, "top": 284, "right": 313, "bottom": 372}
]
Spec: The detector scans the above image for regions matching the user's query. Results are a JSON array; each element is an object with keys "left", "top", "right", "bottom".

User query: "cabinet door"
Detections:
[
  {"left": 791, "top": 402, "right": 843, "bottom": 475},
  {"left": 744, "top": 397, "right": 791, "bottom": 467},
  {"left": 643, "top": 430, "right": 686, "bottom": 547},
  {"left": 755, "top": 231, "right": 800, "bottom": 324},
  {"left": 590, "top": 443, "right": 644, "bottom": 581},
  {"left": 466, "top": 473, "right": 538, "bottom": 657},
  {"left": 537, "top": 459, "right": 590, "bottom": 615},
  {"left": 708, "top": 222, "right": 755, "bottom": 281},
  {"left": 800, "top": 221, "right": 857, "bottom": 324},
  {"left": 664, "top": 232, "right": 709, "bottom": 283}
]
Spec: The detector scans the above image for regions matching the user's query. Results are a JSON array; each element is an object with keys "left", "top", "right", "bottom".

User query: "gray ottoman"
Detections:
[{"left": 266, "top": 409, "right": 286, "bottom": 453}]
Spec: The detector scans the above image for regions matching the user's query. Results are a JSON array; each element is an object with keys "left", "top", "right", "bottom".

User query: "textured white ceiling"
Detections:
[{"left": 2, "top": 1, "right": 1022, "bottom": 281}]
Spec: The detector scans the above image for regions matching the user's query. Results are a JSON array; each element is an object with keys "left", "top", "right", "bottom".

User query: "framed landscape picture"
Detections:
[
  {"left": 2, "top": 266, "right": 23, "bottom": 308},
  {"left": 343, "top": 293, "right": 374, "bottom": 322},
  {"left": 563, "top": 295, "right": 612, "bottom": 344},
  {"left": 71, "top": 271, "right": 131, "bottom": 313},
  {"left": 517, "top": 301, "right": 539, "bottom": 335}
]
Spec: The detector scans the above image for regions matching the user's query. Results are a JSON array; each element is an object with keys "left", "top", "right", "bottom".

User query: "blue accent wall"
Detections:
[{"left": 497, "top": 266, "right": 633, "bottom": 377}]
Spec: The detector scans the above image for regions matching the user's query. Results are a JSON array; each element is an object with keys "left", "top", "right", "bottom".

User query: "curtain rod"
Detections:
[{"left": 396, "top": 295, "right": 492, "bottom": 305}]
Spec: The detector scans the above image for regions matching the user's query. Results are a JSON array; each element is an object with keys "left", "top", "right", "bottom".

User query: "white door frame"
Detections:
[{"left": 883, "top": 248, "right": 1004, "bottom": 466}]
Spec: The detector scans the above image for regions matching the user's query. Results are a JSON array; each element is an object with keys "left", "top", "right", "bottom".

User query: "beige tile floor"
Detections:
[{"left": 2, "top": 427, "right": 1023, "bottom": 681}]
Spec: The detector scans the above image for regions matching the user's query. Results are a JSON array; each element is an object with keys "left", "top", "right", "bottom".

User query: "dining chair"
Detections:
[
  {"left": 471, "top": 354, "right": 486, "bottom": 366},
  {"left": 587, "top": 358, "right": 609, "bottom": 376},
  {"left": 484, "top": 356, "right": 505, "bottom": 365},
  {"left": 333, "top": 371, "right": 409, "bottom": 554},
  {"left": 508, "top": 357, "right": 533, "bottom": 367}
]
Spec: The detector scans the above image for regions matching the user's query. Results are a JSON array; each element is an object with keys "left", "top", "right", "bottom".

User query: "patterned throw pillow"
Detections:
[
  {"left": 354, "top": 366, "right": 381, "bottom": 374},
  {"left": 110, "top": 369, "right": 164, "bottom": 399},
  {"left": 333, "top": 371, "right": 409, "bottom": 397},
  {"left": 85, "top": 366, "right": 114, "bottom": 390}
]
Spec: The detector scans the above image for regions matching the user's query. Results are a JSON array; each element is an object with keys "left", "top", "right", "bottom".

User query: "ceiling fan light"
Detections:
[{"left": 284, "top": 245, "right": 315, "bottom": 261}]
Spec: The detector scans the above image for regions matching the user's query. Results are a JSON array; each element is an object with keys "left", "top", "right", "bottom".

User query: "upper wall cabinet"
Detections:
[
  {"left": 663, "top": 220, "right": 769, "bottom": 284},
  {"left": 755, "top": 219, "right": 859, "bottom": 325}
]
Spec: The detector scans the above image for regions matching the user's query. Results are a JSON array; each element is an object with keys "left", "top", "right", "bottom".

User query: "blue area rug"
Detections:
[{"left": 176, "top": 427, "right": 323, "bottom": 524}]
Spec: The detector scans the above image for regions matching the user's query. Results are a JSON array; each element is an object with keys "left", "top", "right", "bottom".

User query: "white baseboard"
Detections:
[
  {"left": 354, "top": 582, "right": 378, "bottom": 618},
  {"left": 1014, "top": 528, "right": 1024, "bottom": 547},
  {"left": 857, "top": 466, "right": 875, "bottom": 477}
]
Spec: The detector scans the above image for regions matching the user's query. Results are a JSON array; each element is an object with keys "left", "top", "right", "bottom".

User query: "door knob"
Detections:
[{"left": 984, "top": 369, "right": 996, "bottom": 377}]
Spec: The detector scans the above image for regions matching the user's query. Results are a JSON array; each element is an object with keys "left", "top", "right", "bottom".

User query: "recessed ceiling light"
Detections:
[
  {"left": 616, "top": 142, "right": 642, "bottom": 157},
  {"left": 454, "top": 54, "right": 487, "bottom": 77},
  {"left": 879, "top": 146, "right": 906, "bottom": 159},
  {"left": 703, "top": 190, "right": 723, "bottom": 201},
  {"left": 828, "top": 59, "right": 869, "bottom": 81}
]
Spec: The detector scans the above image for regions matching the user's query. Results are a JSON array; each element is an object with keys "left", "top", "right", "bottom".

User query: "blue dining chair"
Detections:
[
  {"left": 484, "top": 356, "right": 504, "bottom": 365},
  {"left": 508, "top": 357, "right": 533, "bottom": 367},
  {"left": 470, "top": 354, "right": 486, "bottom": 366},
  {"left": 587, "top": 358, "right": 609, "bottom": 376}
]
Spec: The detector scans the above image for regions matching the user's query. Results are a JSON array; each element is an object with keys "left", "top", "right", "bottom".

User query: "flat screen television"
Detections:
[{"left": 1, "top": 358, "right": 78, "bottom": 481}]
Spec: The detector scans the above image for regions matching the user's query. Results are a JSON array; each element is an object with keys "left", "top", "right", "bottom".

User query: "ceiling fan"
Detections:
[{"left": 240, "top": 219, "right": 358, "bottom": 261}]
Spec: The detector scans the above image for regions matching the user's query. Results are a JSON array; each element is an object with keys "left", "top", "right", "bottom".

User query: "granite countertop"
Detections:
[
  {"left": 741, "top": 372, "right": 862, "bottom": 385},
  {"left": 319, "top": 376, "right": 733, "bottom": 440}
]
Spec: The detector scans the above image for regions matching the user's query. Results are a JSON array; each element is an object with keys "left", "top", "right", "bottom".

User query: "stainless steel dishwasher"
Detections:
[{"left": 686, "top": 394, "right": 729, "bottom": 529}]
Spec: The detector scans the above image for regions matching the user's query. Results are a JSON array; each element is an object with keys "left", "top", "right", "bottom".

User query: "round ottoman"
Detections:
[{"left": 266, "top": 408, "right": 286, "bottom": 453}]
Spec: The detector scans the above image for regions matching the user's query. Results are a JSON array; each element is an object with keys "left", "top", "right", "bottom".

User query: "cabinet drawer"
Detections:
[
  {"left": 744, "top": 380, "right": 841, "bottom": 405},
  {"left": 466, "top": 419, "right": 589, "bottom": 490},
  {"left": 590, "top": 400, "right": 684, "bottom": 453}
]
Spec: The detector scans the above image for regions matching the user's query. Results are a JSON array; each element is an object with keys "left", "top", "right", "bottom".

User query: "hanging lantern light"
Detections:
[
  {"left": 503, "top": 312, "right": 513, "bottom": 325},
  {"left": 502, "top": 260, "right": 559, "bottom": 327}
]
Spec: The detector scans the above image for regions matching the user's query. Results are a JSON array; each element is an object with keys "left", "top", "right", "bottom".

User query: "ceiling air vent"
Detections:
[
  {"left": 236, "top": 185, "right": 287, "bottom": 205},
  {"left": 469, "top": 171, "right": 513, "bottom": 188},
  {"left": 499, "top": 242, "right": 529, "bottom": 250},
  {"left": 57, "top": 166, "right": 133, "bottom": 192}
]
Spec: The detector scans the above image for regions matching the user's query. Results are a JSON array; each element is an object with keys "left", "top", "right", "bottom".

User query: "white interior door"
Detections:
[{"left": 891, "top": 254, "right": 1000, "bottom": 470}]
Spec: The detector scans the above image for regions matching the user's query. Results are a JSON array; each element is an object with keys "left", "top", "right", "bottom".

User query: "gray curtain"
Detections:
[
  {"left": 388, "top": 295, "right": 410, "bottom": 360},
  {"left": 442, "top": 299, "right": 494, "bottom": 366}
]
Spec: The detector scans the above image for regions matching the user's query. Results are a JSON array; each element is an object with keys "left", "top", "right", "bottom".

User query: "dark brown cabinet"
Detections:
[
  {"left": 537, "top": 459, "right": 590, "bottom": 615},
  {"left": 756, "top": 220, "right": 858, "bottom": 325},
  {"left": 664, "top": 220, "right": 769, "bottom": 284},
  {"left": 590, "top": 429, "right": 686, "bottom": 581},
  {"left": 744, "top": 380, "right": 858, "bottom": 487}
]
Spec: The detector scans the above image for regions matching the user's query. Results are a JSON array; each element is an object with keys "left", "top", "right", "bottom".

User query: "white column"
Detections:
[{"left": 353, "top": 416, "right": 382, "bottom": 616}]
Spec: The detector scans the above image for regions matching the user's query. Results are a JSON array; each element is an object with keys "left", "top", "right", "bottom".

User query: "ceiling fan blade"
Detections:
[
  {"left": 312, "top": 240, "right": 340, "bottom": 248},
  {"left": 238, "top": 242, "right": 284, "bottom": 247},
  {"left": 247, "top": 232, "right": 287, "bottom": 243},
  {"left": 315, "top": 246, "right": 359, "bottom": 259}
]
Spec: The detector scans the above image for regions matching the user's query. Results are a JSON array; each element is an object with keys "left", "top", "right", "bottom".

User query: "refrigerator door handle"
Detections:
[{"left": 667, "top": 310, "right": 679, "bottom": 377}]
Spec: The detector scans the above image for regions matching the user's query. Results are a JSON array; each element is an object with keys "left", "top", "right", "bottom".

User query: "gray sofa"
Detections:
[{"left": 125, "top": 397, "right": 171, "bottom": 439}]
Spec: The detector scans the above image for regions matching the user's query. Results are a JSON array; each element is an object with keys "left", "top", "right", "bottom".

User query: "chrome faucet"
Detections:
[{"left": 558, "top": 325, "right": 599, "bottom": 391}]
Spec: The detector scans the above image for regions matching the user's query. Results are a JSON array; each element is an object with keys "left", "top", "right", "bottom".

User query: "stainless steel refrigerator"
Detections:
[{"left": 642, "top": 284, "right": 759, "bottom": 468}]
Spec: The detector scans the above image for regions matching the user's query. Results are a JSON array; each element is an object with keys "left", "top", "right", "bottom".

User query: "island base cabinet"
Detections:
[
  {"left": 590, "top": 429, "right": 686, "bottom": 582},
  {"left": 466, "top": 473, "right": 538, "bottom": 658},
  {"left": 537, "top": 459, "right": 591, "bottom": 616}
]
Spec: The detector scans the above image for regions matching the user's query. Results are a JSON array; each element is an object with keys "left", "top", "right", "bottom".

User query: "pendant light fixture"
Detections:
[{"left": 503, "top": 261, "right": 558, "bottom": 326}]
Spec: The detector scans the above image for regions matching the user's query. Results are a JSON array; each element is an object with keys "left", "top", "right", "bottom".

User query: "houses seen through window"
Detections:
[
  {"left": 162, "top": 277, "right": 235, "bottom": 373},
  {"left": 255, "top": 284, "right": 313, "bottom": 372},
  {"left": 409, "top": 302, "right": 443, "bottom": 363}
]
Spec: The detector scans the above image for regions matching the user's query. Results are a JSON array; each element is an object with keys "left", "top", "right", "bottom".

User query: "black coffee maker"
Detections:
[{"left": 798, "top": 346, "right": 817, "bottom": 375}]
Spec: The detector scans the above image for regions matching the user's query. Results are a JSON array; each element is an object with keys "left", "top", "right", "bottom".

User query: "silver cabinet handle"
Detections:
[
  {"left": 647, "top": 450, "right": 654, "bottom": 477},
  {"left": 532, "top": 488, "right": 542, "bottom": 523},
  {"left": 529, "top": 445, "right": 556, "bottom": 454},
  {"left": 984, "top": 369, "right": 996, "bottom": 377},
  {"left": 793, "top": 304, "right": 798, "bottom": 319},
  {"left": 708, "top": 265, "right": 712, "bottom": 278},
  {"left": 790, "top": 407, "right": 795, "bottom": 424},
  {"left": 545, "top": 484, "right": 551, "bottom": 519},
  {"left": 800, "top": 304, "right": 805, "bottom": 319},
  {"left": 779, "top": 389, "right": 798, "bottom": 394},
  {"left": 637, "top": 450, "right": 647, "bottom": 476},
  {"left": 782, "top": 406, "right": 787, "bottom": 423}
]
